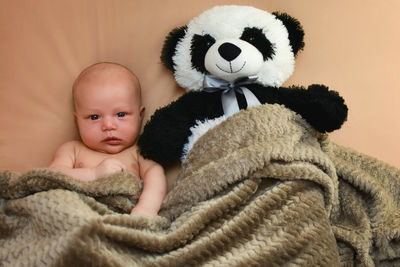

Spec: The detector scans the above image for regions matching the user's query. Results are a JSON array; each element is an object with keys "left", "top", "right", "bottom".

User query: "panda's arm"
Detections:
[
  {"left": 138, "top": 91, "right": 223, "bottom": 165},
  {"left": 277, "top": 84, "right": 348, "bottom": 132},
  {"left": 248, "top": 84, "right": 348, "bottom": 133}
]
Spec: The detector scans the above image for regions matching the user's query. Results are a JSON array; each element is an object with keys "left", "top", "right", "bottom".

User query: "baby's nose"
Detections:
[{"left": 102, "top": 117, "right": 117, "bottom": 131}]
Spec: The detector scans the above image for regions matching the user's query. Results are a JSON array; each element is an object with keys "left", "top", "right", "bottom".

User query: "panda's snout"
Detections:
[{"left": 218, "top": 42, "right": 241, "bottom": 62}]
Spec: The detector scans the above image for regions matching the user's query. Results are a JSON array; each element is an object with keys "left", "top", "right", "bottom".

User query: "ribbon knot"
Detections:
[{"left": 203, "top": 75, "right": 261, "bottom": 117}]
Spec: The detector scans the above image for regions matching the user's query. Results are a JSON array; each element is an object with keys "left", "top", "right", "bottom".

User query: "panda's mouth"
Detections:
[{"left": 216, "top": 61, "right": 246, "bottom": 74}]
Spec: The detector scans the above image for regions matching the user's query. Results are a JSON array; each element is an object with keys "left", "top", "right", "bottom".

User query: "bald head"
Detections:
[{"left": 73, "top": 62, "right": 141, "bottom": 109}]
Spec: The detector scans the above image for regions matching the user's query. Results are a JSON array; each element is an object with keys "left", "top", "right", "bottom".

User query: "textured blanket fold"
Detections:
[{"left": 1, "top": 104, "right": 400, "bottom": 266}]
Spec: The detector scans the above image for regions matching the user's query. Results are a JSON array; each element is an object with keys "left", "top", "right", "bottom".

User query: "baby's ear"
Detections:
[{"left": 140, "top": 106, "right": 145, "bottom": 118}]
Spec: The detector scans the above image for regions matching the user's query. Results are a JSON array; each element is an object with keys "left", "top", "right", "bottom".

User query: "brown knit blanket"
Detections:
[{"left": 1, "top": 104, "right": 400, "bottom": 266}]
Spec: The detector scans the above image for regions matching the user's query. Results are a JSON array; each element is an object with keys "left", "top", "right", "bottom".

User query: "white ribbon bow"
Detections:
[{"left": 203, "top": 75, "right": 261, "bottom": 117}]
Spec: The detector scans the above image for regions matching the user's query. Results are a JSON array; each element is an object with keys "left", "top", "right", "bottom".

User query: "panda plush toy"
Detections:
[{"left": 138, "top": 5, "right": 348, "bottom": 165}]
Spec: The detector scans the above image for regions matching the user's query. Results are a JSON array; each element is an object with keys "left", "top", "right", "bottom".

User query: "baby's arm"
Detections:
[
  {"left": 131, "top": 154, "right": 167, "bottom": 216},
  {"left": 49, "top": 141, "right": 126, "bottom": 182}
]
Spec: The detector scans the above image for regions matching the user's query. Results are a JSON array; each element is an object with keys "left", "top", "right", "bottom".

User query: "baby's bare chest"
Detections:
[{"left": 74, "top": 147, "right": 140, "bottom": 175}]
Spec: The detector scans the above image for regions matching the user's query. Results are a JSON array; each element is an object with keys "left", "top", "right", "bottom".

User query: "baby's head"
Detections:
[{"left": 73, "top": 62, "right": 144, "bottom": 154}]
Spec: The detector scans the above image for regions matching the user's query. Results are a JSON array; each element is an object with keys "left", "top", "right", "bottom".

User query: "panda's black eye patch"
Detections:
[
  {"left": 191, "top": 34, "right": 216, "bottom": 73},
  {"left": 240, "top": 27, "right": 275, "bottom": 61}
]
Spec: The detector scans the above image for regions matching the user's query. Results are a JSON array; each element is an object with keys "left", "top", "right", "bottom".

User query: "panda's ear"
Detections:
[
  {"left": 272, "top": 12, "right": 305, "bottom": 56},
  {"left": 160, "top": 26, "right": 187, "bottom": 71}
]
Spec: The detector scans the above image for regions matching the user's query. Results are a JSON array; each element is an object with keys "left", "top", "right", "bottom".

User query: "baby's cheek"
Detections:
[{"left": 125, "top": 125, "right": 139, "bottom": 140}]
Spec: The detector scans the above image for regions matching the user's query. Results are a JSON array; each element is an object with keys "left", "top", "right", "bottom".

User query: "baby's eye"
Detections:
[
  {"left": 117, "top": 112, "right": 126, "bottom": 118},
  {"left": 90, "top": 115, "right": 99, "bottom": 120}
]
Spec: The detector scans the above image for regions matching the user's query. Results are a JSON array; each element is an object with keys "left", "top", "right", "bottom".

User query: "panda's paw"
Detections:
[
  {"left": 306, "top": 84, "right": 348, "bottom": 132},
  {"left": 137, "top": 122, "right": 185, "bottom": 165},
  {"left": 137, "top": 131, "right": 168, "bottom": 165}
]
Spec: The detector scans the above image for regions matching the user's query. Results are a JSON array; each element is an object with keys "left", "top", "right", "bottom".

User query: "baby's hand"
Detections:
[
  {"left": 130, "top": 206, "right": 158, "bottom": 217},
  {"left": 95, "top": 158, "right": 126, "bottom": 179}
]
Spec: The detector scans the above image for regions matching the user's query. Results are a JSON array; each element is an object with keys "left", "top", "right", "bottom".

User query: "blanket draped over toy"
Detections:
[{"left": 1, "top": 104, "right": 400, "bottom": 266}]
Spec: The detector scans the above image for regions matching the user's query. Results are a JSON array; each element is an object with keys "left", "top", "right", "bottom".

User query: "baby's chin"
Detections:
[{"left": 92, "top": 144, "right": 128, "bottom": 154}]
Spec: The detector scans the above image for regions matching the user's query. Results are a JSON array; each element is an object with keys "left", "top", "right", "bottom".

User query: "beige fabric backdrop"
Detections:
[{"left": 1, "top": 0, "right": 399, "bottom": 180}]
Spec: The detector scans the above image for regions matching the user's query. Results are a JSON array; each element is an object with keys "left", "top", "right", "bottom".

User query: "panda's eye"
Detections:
[
  {"left": 192, "top": 34, "right": 215, "bottom": 49},
  {"left": 240, "top": 27, "right": 275, "bottom": 61},
  {"left": 191, "top": 34, "right": 216, "bottom": 73}
]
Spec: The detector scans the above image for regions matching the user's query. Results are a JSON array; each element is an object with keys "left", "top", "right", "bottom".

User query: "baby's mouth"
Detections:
[{"left": 103, "top": 136, "right": 122, "bottom": 145}]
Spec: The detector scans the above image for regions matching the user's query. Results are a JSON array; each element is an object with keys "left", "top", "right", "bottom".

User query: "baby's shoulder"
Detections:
[
  {"left": 60, "top": 140, "right": 85, "bottom": 149},
  {"left": 55, "top": 140, "right": 87, "bottom": 154}
]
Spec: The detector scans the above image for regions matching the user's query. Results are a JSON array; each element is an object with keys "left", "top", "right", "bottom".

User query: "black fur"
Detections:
[
  {"left": 160, "top": 26, "right": 187, "bottom": 71},
  {"left": 138, "top": 86, "right": 347, "bottom": 165},
  {"left": 240, "top": 27, "right": 275, "bottom": 61},
  {"left": 138, "top": 91, "right": 223, "bottom": 164},
  {"left": 191, "top": 34, "right": 216, "bottom": 73},
  {"left": 272, "top": 12, "right": 305, "bottom": 56}
]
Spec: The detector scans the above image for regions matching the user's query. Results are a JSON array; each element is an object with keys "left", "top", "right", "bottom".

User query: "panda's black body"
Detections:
[{"left": 138, "top": 5, "right": 348, "bottom": 165}]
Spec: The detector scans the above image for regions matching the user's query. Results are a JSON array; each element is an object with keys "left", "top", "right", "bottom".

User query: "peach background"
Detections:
[{"left": 0, "top": 0, "right": 399, "bottom": 179}]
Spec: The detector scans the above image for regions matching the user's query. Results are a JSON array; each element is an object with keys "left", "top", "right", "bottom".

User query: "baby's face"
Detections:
[{"left": 74, "top": 70, "right": 143, "bottom": 154}]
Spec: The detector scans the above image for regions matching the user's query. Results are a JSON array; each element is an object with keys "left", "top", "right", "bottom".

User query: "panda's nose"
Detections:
[{"left": 218, "top": 42, "right": 242, "bottom": 62}]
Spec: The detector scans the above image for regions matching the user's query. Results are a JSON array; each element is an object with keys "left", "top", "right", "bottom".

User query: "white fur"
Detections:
[
  {"left": 181, "top": 115, "right": 227, "bottom": 162},
  {"left": 173, "top": 5, "right": 296, "bottom": 91},
  {"left": 205, "top": 39, "right": 264, "bottom": 82}
]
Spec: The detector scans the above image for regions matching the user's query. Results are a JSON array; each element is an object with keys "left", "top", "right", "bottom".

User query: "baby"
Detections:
[{"left": 49, "top": 62, "right": 167, "bottom": 216}]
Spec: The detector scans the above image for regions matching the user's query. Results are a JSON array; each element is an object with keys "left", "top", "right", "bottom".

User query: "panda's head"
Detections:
[{"left": 161, "top": 5, "right": 305, "bottom": 91}]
